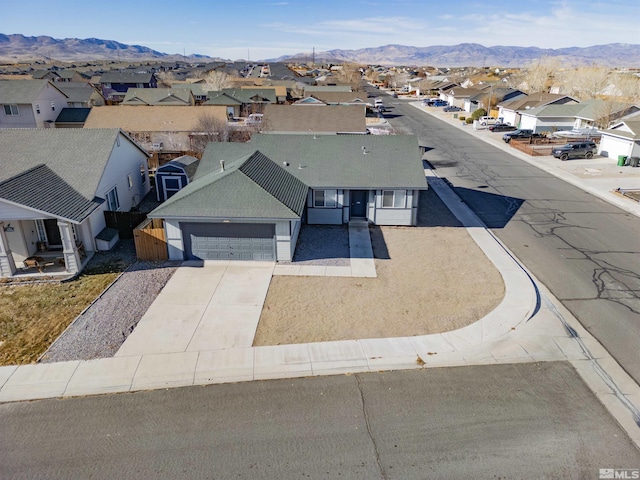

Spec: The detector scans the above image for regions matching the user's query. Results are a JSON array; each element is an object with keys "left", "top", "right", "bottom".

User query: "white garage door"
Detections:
[{"left": 181, "top": 223, "right": 275, "bottom": 261}]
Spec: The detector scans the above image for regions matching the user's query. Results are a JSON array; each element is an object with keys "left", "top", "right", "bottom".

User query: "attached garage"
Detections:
[{"left": 181, "top": 222, "right": 275, "bottom": 261}]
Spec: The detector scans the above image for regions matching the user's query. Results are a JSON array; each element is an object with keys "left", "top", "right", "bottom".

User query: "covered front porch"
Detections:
[{"left": 0, "top": 218, "right": 92, "bottom": 279}]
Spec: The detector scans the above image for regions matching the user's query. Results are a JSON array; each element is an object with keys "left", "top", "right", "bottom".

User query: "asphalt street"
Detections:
[
  {"left": 382, "top": 93, "right": 640, "bottom": 385},
  {"left": 1, "top": 362, "right": 638, "bottom": 479}
]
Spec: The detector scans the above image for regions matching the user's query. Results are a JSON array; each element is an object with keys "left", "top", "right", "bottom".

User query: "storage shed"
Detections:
[{"left": 155, "top": 155, "right": 199, "bottom": 202}]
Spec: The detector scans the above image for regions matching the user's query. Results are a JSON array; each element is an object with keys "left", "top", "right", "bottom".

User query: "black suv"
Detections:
[
  {"left": 502, "top": 129, "right": 544, "bottom": 143},
  {"left": 552, "top": 142, "right": 597, "bottom": 160}
]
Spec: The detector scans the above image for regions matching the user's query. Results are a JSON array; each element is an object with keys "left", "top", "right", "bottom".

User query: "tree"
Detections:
[
  {"left": 333, "top": 63, "right": 364, "bottom": 92},
  {"left": 156, "top": 71, "right": 175, "bottom": 88},
  {"left": 521, "top": 56, "right": 561, "bottom": 93},
  {"left": 557, "top": 66, "right": 610, "bottom": 100},
  {"left": 200, "top": 70, "right": 234, "bottom": 92},
  {"left": 191, "top": 112, "right": 230, "bottom": 153}
]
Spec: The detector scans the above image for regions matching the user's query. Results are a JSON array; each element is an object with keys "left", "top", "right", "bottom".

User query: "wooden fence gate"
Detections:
[{"left": 133, "top": 218, "right": 168, "bottom": 261}]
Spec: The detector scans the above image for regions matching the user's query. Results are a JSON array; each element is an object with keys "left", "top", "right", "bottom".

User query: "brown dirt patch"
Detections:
[{"left": 254, "top": 225, "right": 505, "bottom": 346}]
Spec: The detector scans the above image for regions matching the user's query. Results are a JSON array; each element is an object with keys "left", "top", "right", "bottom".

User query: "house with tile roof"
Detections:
[
  {"left": 148, "top": 134, "right": 427, "bottom": 262},
  {"left": 0, "top": 128, "right": 150, "bottom": 278},
  {"left": 0, "top": 79, "right": 69, "bottom": 128}
]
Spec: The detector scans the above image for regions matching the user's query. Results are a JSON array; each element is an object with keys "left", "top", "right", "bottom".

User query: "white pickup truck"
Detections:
[{"left": 473, "top": 116, "right": 498, "bottom": 129}]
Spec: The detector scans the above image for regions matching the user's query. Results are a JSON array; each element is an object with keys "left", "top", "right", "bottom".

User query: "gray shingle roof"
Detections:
[
  {"left": 0, "top": 164, "right": 104, "bottom": 222},
  {"left": 196, "top": 134, "right": 427, "bottom": 189},
  {"left": 98, "top": 71, "right": 155, "bottom": 84},
  {"left": 0, "top": 79, "right": 67, "bottom": 104},
  {"left": 0, "top": 128, "right": 145, "bottom": 221},
  {"left": 150, "top": 151, "right": 308, "bottom": 220}
]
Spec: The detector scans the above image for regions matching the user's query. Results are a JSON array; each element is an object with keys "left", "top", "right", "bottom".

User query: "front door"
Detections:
[
  {"left": 43, "top": 219, "right": 62, "bottom": 248},
  {"left": 351, "top": 190, "right": 367, "bottom": 218}
]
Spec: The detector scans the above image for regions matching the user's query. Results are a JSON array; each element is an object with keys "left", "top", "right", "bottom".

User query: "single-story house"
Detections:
[
  {"left": 443, "top": 86, "right": 489, "bottom": 109},
  {"left": 148, "top": 134, "right": 427, "bottom": 262},
  {"left": 497, "top": 93, "right": 579, "bottom": 128},
  {"left": 0, "top": 128, "right": 150, "bottom": 277},
  {"left": 156, "top": 155, "right": 199, "bottom": 202},
  {"left": 204, "top": 88, "right": 277, "bottom": 118},
  {"left": 598, "top": 118, "right": 640, "bottom": 159},
  {"left": 98, "top": 71, "right": 157, "bottom": 102},
  {"left": 261, "top": 104, "right": 367, "bottom": 134}
]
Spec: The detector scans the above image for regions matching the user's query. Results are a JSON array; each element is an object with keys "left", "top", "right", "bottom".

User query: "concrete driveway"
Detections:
[{"left": 115, "top": 261, "right": 275, "bottom": 356}]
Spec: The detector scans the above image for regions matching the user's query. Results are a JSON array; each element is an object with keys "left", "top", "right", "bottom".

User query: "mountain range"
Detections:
[
  {"left": 270, "top": 43, "right": 640, "bottom": 67},
  {"left": 1, "top": 34, "right": 639, "bottom": 67},
  {"left": 0, "top": 34, "right": 223, "bottom": 63}
]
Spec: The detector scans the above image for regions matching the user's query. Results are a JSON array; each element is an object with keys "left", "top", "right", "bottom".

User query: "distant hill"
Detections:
[
  {"left": 268, "top": 43, "right": 640, "bottom": 67},
  {"left": 0, "top": 34, "right": 226, "bottom": 62}
]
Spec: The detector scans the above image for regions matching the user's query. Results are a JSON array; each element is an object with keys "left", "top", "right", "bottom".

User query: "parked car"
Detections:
[
  {"left": 431, "top": 100, "right": 448, "bottom": 107},
  {"left": 477, "top": 116, "right": 498, "bottom": 126},
  {"left": 502, "top": 129, "right": 544, "bottom": 143},
  {"left": 552, "top": 142, "right": 598, "bottom": 160},
  {"left": 443, "top": 105, "right": 462, "bottom": 112},
  {"left": 489, "top": 123, "right": 517, "bottom": 132}
]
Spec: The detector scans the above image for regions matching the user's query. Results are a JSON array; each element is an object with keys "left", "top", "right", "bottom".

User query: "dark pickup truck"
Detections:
[{"left": 502, "top": 129, "right": 544, "bottom": 143}]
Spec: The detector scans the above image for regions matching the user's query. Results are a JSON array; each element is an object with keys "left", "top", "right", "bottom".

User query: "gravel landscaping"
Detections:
[{"left": 39, "top": 241, "right": 178, "bottom": 363}]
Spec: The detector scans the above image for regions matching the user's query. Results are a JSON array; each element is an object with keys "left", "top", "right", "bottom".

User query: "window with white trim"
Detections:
[
  {"left": 106, "top": 187, "right": 120, "bottom": 211},
  {"left": 50, "top": 101, "right": 55, "bottom": 111},
  {"left": 127, "top": 174, "right": 134, "bottom": 189},
  {"left": 3, "top": 104, "right": 19, "bottom": 116},
  {"left": 140, "top": 164, "right": 147, "bottom": 185},
  {"left": 313, "top": 189, "right": 337, "bottom": 208},
  {"left": 382, "top": 190, "right": 407, "bottom": 208},
  {"left": 35, "top": 103, "right": 41, "bottom": 114}
]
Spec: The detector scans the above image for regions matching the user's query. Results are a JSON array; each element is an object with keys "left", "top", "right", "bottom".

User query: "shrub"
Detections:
[
  {"left": 470, "top": 109, "right": 487, "bottom": 120},
  {"left": 459, "top": 116, "right": 466, "bottom": 121},
  {"left": 466, "top": 117, "right": 474, "bottom": 124}
]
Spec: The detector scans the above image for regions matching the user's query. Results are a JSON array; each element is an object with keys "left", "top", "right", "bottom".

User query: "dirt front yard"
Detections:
[{"left": 254, "top": 188, "right": 505, "bottom": 346}]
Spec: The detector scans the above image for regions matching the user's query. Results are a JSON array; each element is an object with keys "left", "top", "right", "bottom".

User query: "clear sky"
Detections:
[{"left": 1, "top": 0, "right": 639, "bottom": 60}]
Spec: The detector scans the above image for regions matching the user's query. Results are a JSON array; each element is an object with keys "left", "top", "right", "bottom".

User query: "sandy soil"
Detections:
[{"left": 254, "top": 190, "right": 505, "bottom": 346}]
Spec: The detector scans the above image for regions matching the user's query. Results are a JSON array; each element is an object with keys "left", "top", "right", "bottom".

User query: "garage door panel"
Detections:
[{"left": 181, "top": 222, "right": 275, "bottom": 261}]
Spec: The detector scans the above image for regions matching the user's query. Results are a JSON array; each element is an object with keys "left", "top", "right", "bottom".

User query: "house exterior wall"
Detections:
[
  {"left": 372, "top": 190, "right": 417, "bottom": 226},
  {"left": 0, "top": 103, "right": 37, "bottom": 128},
  {"left": 33, "top": 84, "right": 68, "bottom": 127},
  {"left": 96, "top": 134, "right": 150, "bottom": 211},
  {"left": 306, "top": 189, "right": 344, "bottom": 225},
  {"left": 598, "top": 135, "right": 636, "bottom": 159},
  {"left": 275, "top": 220, "right": 295, "bottom": 262},
  {"left": 520, "top": 115, "right": 576, "bottom": 133}
]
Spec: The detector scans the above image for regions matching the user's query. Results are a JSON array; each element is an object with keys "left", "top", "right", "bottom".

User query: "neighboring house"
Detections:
[
  {"left": 442, "top": 86, "right": 490, "bottom": 109},
  {"left": 32, "top": 69, "right": 87, "bottom": 82},
  {"left": 240, "top": 85, "right": 287, "bottom": 103},
  {"left": 0, "top": 128, "right": 150, "bottom": 278},
  {"left": 122, "top": 88, "right": 195, "bottom": 106},
  {"left": 148, "top": 134, "right": 427, "bottom": 262},
  {"left": 83, "top": 105, "right": 228, "bottom": 153},
  {"left": 465, "top": 88, "right": 526, "bottom": 115},
  {"left": 0, "top": 79, "right": 68, "bottom": 128},
  {"left": 294, "top": 92, "right": 369, "bottom": 106},
  {"left": 518, "top": 100, "right": 640, "bottom": 134},
  {"left": 54, "top": 107, "right": 91, "bottom": 128},
  {"left": 204, "top": 88, "right": 277, "bottom": 118},
  {"left": 304, "top": 85, "right": 352, "bottom": 95},
  {"left": 155, "top": 155, "right": 199, "bottom": 202},
  {"left": 598, "top": 118, "right": 640, "bottom": 159},
  {"left": 497, "top": 93, "right": 579, "bottom": 128},
  {"left": 171, "top": 83, "right": 208, "bottom": 104},
  {"left": 56, "top": 82, "right": 106, "bottom": 107},
  {"left": 261, "top": 104, "right": 367, "bottom": 134},
  {"left": 98, "top": 71, "right": 157, "bottom": 102}
]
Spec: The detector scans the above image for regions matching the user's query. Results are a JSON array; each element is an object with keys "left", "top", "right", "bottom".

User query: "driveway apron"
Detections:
[{"left": 115, "top": 262, "right": 275, "bottom": 356}]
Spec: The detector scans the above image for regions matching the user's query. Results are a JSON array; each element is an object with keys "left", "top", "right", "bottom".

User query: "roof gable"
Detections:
[{"left": 0, "top": 79, "right": 67, "bottom": 104}]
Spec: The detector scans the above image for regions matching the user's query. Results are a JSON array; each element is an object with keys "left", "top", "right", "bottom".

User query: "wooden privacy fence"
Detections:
[{"left": 133, "top": 218, "right": 168, "bottom": 261}]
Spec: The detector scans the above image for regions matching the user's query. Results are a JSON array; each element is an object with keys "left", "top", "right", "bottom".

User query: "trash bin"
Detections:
[
  {"left": 617, "top": 155, "right": 628, "bottom": 166},
  {"left": 453, "top": 114, "right": 458, "bottom": 119},
  {"left": 630, "top": 156, "right": 640, "bottom": 167}
]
